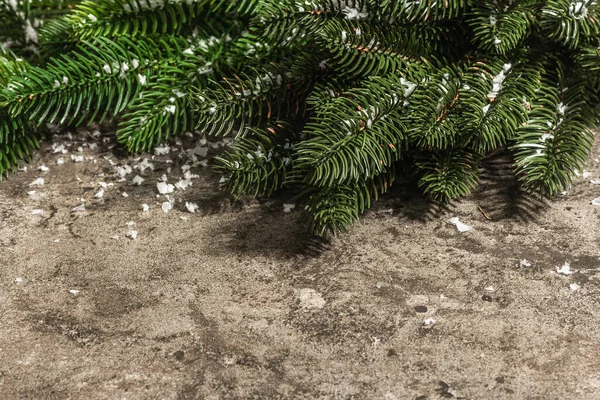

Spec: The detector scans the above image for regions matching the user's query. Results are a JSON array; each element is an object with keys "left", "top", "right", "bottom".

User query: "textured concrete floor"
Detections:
[{"left": 1, "top": 130, "right": 600, "bottom": 399}]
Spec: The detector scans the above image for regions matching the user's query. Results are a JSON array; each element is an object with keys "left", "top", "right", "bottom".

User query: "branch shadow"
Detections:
[
  {"left": 206, "top": 202, "right": 333, "bottom": 259},
  {"left": 471, "top": 148, "right": 549, "bottom": 222}
]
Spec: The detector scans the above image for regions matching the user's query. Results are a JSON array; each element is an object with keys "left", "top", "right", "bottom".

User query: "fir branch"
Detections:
[
  {"left": 541, "top": 0, "right": 600, "bottom": 48},
  {"left": 469, "top": 1, "right": 540, "bottom": 55},
  {"left": 215, "top": 120, "right": 297, "bottom": 197},
  {"left": 512, "top": 65, "right": 599, "bottom": 195},
  {"left": 295, "top": 167, "right": 395, "bottom": 236},
  {"left": 460, "top": 57, "right": 544, "bottom": 153},
  {"left": 414, "top": 148, "right": 482, "bottom": 202},
  {"left": 190, "top": 66, "right": 310, "bottom": 137},
  {"left": 292, "top": 76, "right": 412, "bottom": 187},
  {"left": 402, "top": 65, "right": 464, "bottom": 151},
  {"left": 2, "top": 35, "right": 189, "bottom": 127}
]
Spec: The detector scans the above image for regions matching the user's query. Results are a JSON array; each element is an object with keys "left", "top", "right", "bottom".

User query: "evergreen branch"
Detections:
[
  {"left": 402, "top": 65, "right": 464, "bottom": 151},
  {"left": 469, "top": 1, "right": 539, "bottom": 55},
  {"left": 414, "top": 148, "right": 482, "bottom": 202},
  {"left": 379, "top": 0, "right": 469, "bottom": 22},
  {"left": 512, "top": 65, "right": 599, "bottom": 195},
  {"left": 117, "top": 32, "right": 239, "bottom": 152},
  {"left": 292, "top": 76, "right": 412, "bottom": 187},
  {"left": 2, "top": 35, "right": 189, "bottom": 127},
  {"left": 295, "top": 167, "right": 395, "bottom": 237},
  {"left": 460, "top": 57, "right": 544, "bottom": 153},
  {"left": 190, "top": 66, "right": 310, "bottom": 137},
  {"left": 316, "top": 19, "right": 438, "bottom": 78},
  {"left": 39, "top": 0, "right": 258, "bottom": 55},
  {"left": 541, "top": 0, "right": 600, "bottom": 48},
  {"left": 0, "top": 111, "right": 39, "bottom": 179},
  {"left": 215, "top": 120, "right": 297, "bottom": 197}
]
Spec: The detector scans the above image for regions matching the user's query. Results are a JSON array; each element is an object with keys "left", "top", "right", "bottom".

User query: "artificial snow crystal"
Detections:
[
  {"left": 93, "top": 189, "right": 104, "bottom": 199},
  {"left": 71, "top": 203, "right": 86, "bottom": 212},
  {"left": 71, "top": 154, "right": 84, "bottom": 163},
  {"left": 57, "top": 158, "right": 65, "bottom": 165},
  {"left": 519, "top": 259, "right": 532, "bottom": 268},
  {"left": 132, "top": 175, "right": 145, "bottom": 185},
  {"left": 423, "top": 318, "right": 436, "bottom": 329},
  {"left": 342, "top": 7, "right": 368, "bottom": 20},
  {"left": 283, "top": 203, "right": 295, "bottom": 213},
  {"left": 447, "top": 217, "right": 472, "bottom": 232},
  {"left": 68, "top": 289, "right": 80, "bottom": 295},
  {"left": 157, "top": 181, "right": 174, "bottom": 194},
  {"left": 162, "top": 201, "right": 173, "bottom": 213},
  {"left": 175, "top": 179, "right": 192, "bottom": 190},
  {"left": 592, "top": 197, "right": 600, "bottom": 206},
  {"left": 185, "top": 202, "right": 199, "bottom": 213},
  {"left": 134, "top": 158, "right": 154, "bottom": 173},
  {"left": 141, "top": 204, "right": 149, "bottom": 213},
  {"left": 154, "top": 144, "right": 170, "bottom": 155},
  {"left": 14, "top": 277, "right": 24, "bottom": 284},
  {"left": 591, "top": 179, "right": 600, "bottom": 185},
  {"left": 122, "top": 192, "right": 129, "bottom": 197},
  {"left": 31, "top": 209, "right": 44, "bottom": 215},
  {"left": 570, "top": 283, "right": 581, "bottom": 291},
  {"left": 115, "top": 165, "right": 132, "bottom": 179},
  {"left": 27, "top": 190, "right": 36, "bottom": 196},
  {"left": 29, "top": 178, "right": 44, "bottom": 187},
  {"left": 38, "top": 165, "right": 49, "bottom": 172},
  {"left": 126, "top": 230, "right": 138, "bottom": 240},
  {"left": 556, "top": 262, "right": 574, "bottom": 275}
]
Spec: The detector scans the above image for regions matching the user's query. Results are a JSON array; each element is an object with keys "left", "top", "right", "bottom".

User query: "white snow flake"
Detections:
[{"left": 447, "top": 217, "right": 472, "bottom": 232}]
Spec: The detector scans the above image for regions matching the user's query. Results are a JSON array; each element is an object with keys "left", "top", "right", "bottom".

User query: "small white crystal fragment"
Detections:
[
  {"left": 185, "top": 202, "right": 199, "bottom": 213},
  {"left": 71, "top": 203, "right": 86, "bottom": 212},
  {"left": 556, "top": 262, "right": 574, "bottom": 275},
  {"left": 519, "top": 259, "right": 532, "bottom": 268},
  {"left": 157, "top": 181, "right": 174, "bottom": 194},
  {"left": 154, "top": 144, "right": 170, "bottom": 155},
  {"left": 29, "top": 177, "right": 44, "bottom": 187},
  {"left": 448, "top": 217, "right": 472, "bottom": 232},
  {"left": 423, "top": 318, "right": 436, "bottom": 329},
  {"left": 132, "top": 175, "right": 145, "bottom": 185}
]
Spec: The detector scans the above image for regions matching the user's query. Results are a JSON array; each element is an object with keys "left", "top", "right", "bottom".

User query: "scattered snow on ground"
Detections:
[
  {"left": 29, "top": 178, "right": 44, "bottom": 187},
  {"left": 185, "top": 202, "right": 199, "bottom": 213},
  {"left": 448, "top": 217, "right": 472, "bottom": 232},
  {"left": 519, "top": 259, "right": 532, "bottom": 268},
  {"left": 556, "top": 262, "right": 574, "bottom": 275}
]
